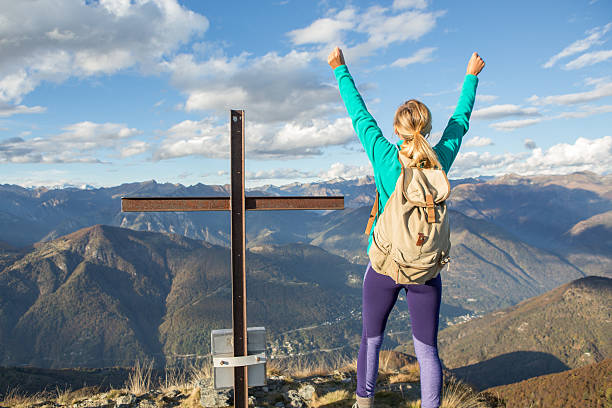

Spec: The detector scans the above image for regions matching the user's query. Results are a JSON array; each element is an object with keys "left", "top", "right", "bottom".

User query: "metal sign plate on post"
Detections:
[{"left": 211, "top": 327, "right": 267, "bottom": 389}]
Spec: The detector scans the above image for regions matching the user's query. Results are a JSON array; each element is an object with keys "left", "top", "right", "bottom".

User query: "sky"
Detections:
[{"left": 0, "top": 0, "right": 611, "bottom": 189}]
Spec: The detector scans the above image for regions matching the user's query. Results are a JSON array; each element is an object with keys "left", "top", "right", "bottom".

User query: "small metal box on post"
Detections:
[{"left": 211, "top": 327, "right": 267, "bottom": 389}]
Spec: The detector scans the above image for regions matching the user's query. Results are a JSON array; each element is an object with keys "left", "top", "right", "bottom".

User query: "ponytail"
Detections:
[{"left": 394, "top": 100, "right": 441, "bottom": 169}]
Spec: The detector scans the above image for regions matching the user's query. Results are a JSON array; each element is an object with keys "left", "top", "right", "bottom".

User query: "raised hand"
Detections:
[
  {"left": 328, "top": 47, "right": 346, "bottom": 70},
  {"left": 466, "top": 52, "right": 485, "bottom": 76}
]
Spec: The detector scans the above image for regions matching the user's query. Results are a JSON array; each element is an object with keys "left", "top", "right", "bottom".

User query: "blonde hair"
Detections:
[{"left": 394, "top": 99, "right": 441, "bottom": 169}]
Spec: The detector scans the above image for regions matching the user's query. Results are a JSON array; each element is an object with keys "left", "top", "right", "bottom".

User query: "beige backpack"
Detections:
[{"left": 365, "top": 152, "right": 451, "bottom": 285}]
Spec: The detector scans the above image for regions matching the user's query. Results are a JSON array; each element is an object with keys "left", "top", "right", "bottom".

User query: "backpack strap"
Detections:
[
  {"left": 425, "top": 193, "right": 436, "bottom": 223},
  {"left": 364, "top": 190, "right": 379, "bottom": 235},
  {"left": 365, "top": 145, "right": 402, "bottom": 236}
]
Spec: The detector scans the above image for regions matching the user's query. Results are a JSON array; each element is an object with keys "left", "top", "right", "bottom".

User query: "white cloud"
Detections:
[
  {"left": 390, "top": 47, "right": 436, "bottom": 67},
  {"left": 154, "top": 3, "right": 445, "bottom": 164},
  {"left": 233, "top": 161, "right": 375, "bottom": 182},
  {"left": 287, "top": 5, "right": 444, "bottom": 60},
  {"left": 164, "top": 50, "right": 340, "bottom": 125},
  {"left": 0, "top": 0, "right": 208, "bottom": 103},
  {"left": 154, "top": 118, "right": 228, "bottom": 160},
  {"left": 288, "top": 14, "right": 354, "bottom": 45},
  {"left": 392, "top": 0, "right": 428, "bottom": 10},
  {"left": 154, "top": 117, "right": 354, "bottom": 160},
  {"left": 350, "top": 7, "right": 444, "bottom": 58},
  {"left": 555, "top": 104, "right": 612, "bottom": 119},
  {"left": 542, "top": 23, "right": 611, "bottom": 68},
  {"left": 249, "top": 118, "right": 354, "bottom": 159},
  {"left": 487, "top": 102, "right": 612, "bottom": 131},
  {"left": 464, "top": 136, "right": 493, "bottom": 147},
  {"left": 452, "top": 136, "right": 612, "bottom": 177},
  {"left": 0, "top": 169, "right": 92, "bottom": 188},
  {"left": 0, "top": 103, "right": 46, "bottom": 117},
  {"left": 427, "top": 130, "right": 443, "bottom": 146},
  {"left": 471, "top": 104, "right": 540, "bottom": 120},
  {"left": 564, "top": 49, "right": 612, "bottom": 70},
  {"left": 527, "top": 79, "right": 612, "bottom": 105},
  {"left": 490, "top": 118, "right": 544, "bottom": 131},
  {"left": 318, "top": 162, "right": 373, "bottom": 180},
  {"left": 0, "top": 121, "right": 141, "bottom": 163},
  {"left": 121, "top": 141, "right": 150, "bottom": 157},
  {"left": 476, "top": 94, "right": 498, "bottom": 103},
  {"left": 246, "top": 168, "right": 315, "bottom": 180}
]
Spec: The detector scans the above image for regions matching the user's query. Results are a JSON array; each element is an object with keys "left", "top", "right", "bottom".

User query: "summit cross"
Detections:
[{"left": 121, "top": 110, "right": 344, "bottom": 408}]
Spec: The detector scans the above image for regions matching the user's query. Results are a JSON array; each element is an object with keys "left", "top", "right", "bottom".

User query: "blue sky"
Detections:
[{"left": 0, "top": 0, "right": 611, "bottom": 188}]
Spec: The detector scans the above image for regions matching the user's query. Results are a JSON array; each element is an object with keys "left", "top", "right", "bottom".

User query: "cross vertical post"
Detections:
[
  {"left": 230, "top": 110, "right": 248, "bottom": 408},
  {"left": 120, "top": 109, "right": 345, "bottom": 404}
]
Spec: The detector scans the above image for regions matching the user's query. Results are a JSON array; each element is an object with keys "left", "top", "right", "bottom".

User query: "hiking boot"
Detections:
[{"left": 354, "top": 395, "right": 374, "bottom": 408}]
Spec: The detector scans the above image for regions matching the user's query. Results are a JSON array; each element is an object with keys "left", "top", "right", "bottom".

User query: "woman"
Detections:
[{"left": 328, "top": 47, "right": 485, "bottom": 408}]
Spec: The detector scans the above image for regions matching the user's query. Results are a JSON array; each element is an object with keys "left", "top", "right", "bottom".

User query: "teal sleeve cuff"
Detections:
[
  {"left": 463, "top": 74, "right": 479, "bottom": 91},
  {"left": 333, "top": 64, "right": 349, "bottom": 80}
]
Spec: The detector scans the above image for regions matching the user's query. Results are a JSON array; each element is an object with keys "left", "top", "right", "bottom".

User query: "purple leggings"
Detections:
[{"left": 356, "top": 261, "right": 442, "bottom": 408}]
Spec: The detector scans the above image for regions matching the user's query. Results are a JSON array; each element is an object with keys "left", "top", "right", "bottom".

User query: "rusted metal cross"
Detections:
[{"left": 121, "top": 110, "right": 344, "bottom": 408}]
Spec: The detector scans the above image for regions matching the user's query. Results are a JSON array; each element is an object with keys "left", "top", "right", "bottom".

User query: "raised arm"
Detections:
[
  {"left": 328, "top": 47, "right": 396, "bottom": 173},
  {"left": 434, "top": 52, "right": 485, "bottom": 173}
]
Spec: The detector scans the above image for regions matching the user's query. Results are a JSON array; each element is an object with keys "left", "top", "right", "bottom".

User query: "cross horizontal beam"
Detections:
[{"left": 121, "top": 196, "right": 344, "bottom": 212}]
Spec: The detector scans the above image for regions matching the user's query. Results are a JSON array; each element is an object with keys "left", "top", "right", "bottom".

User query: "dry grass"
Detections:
[
  {"left": 267, "top": 355, "right": 355, "bottom": 379},
  {"left": 177, "top": 387, "right": 202, "bottom": 408},
  {"left": 388, "top": 372, "right": 418, "bottom": 384},
  {"left": 106, "top": 388, "right": 126, "bottom": 399},
  {"left": 266, "top": 357, "right": 284, "bottom": 376},
  {"left": 0, "top": 387, "right": 52, "bottom": 408},
  {"left": 291, "top": 359, "right": 331, "bottom": 378},
  {"left": 125, "top": 359, "right": 154, "bottom": 395},
  {"left": 188, "top": 359, "right": 212, "bottom": 386},
  {"left": 388, "top": 361, "right": 420, "bottom": 384},
  {"left": 311, "top": 389, "right": 352, "bottom": 407},
  {"left": 159, "top": 365, "right": 190, "bottom": 393},
  {"left": 378, "top": 350, "right": 418, "bottom": 374},
  {"left": 52, "top": 385, "right": 100, "bottom": 405},
  {"left": 440, "top": 377, "right": 488, "bottom": 408},
  {"left": 55, "top": 386, "right": 73, "bottom": 405},
  {"left": 379, "top": 350, "right": 395, "bottom": 373}
]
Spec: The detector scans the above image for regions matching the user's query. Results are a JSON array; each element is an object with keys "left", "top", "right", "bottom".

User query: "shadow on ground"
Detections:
[{"left": 451, "top": 351, "right": 570, "bottom": 390}]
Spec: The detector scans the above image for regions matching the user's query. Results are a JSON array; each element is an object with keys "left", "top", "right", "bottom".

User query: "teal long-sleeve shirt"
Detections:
[{"left": 333, "top": 64, "right": 479, "bottom": 253}]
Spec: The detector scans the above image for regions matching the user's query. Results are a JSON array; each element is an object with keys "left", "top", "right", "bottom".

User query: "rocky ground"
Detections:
[{"left": 0, "top": 352, "right": 504, "bottom": 407}]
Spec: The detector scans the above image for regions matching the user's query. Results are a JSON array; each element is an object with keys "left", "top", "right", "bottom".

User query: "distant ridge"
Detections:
[
  {"left": 486, "top": 358, "right": 612, "bottom": 407},
  {"left": 430, "top": 276, "right": 611, "bottom": 389},
  {"left": 0, "top": 224, "right": 365, "bottom": 368}
]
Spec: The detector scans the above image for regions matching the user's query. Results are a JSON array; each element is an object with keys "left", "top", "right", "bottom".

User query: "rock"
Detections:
[
  {"left": 297, "top": 384, "right": 315, "bottom": 401},
  {"left": 72, "top": 396, "right": 114, "bottom": 408},
  {"left": 197, "top": 379, "right": 233, "bottom": 407},
  {"left": 285, "top": 390, "right": 306, "bottom": 408},
  {"left": 136, "top": 400, "right": 156, "bottom": 408},
  {"left": 115, "top": 394, "right": 136, "bottom": 408}
]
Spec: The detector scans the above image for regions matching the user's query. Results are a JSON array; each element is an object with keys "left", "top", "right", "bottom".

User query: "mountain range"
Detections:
[
  {"left": 0, "top": 224, "right": 368, "bottom": 368},
  {"left": 0, "top": 171, "right": 610, "bottom": 401}
]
